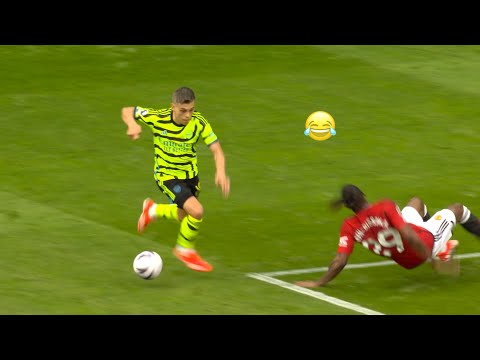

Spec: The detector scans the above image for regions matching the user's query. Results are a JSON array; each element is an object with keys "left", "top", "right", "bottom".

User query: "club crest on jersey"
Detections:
[
  {"left": 435, "top": 215, "right": 442, "bottom": 220},
  {"left": 173, "top": 185, "right": 182, "bottom": 194}
]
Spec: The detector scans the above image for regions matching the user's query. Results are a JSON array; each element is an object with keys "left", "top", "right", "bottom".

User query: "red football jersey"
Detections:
[{"left": 337, "top": 199, "right": 434, "bottom": 269}]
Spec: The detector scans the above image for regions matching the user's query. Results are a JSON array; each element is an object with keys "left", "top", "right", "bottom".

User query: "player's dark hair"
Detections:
[
  {"left": 330, "top": 184, "right": 366, "bottom": 212},
  {"left": 172, "top": 87, "right": 196, "bottom": 104}
]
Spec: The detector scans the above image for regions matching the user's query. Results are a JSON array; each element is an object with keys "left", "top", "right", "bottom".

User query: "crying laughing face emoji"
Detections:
[{"left": 304, "top": 111, "right": 336, "bottom": 141}]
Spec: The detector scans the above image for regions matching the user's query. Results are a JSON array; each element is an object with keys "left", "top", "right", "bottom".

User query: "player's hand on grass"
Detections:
[
  {"left": 295, "top": 280, "right": 322, "bottom": 288},
  {"left": 127, "top": 123, "right": 142, "bottom": 140}
]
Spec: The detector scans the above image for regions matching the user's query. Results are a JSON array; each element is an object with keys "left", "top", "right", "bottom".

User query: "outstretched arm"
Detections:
[
  {"left": 295, "top": 252, "right": 349, "bottom": 288},
  {"left": 121, "top": 106, "right": 142, "bottom": 140},
  {"left": 209, "top": 141, "right": 230, "bottom": 198}
]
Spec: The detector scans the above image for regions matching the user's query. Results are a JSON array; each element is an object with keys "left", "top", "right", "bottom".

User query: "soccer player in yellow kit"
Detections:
[{"left": 121, "top": 87, "right": 230, "bottom": 272}]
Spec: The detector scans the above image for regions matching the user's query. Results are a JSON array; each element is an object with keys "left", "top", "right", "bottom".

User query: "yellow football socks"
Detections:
[
  {"left": 152, "top": 203, "right": 179, "bottom": 222},
  {"left": 176, "top": 215, "right": 202, "bottom": 249}
]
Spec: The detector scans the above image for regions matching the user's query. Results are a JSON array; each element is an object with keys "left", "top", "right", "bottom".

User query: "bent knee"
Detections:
[
  {"left": 182, "top": 196, "right": 204, "bottom": 220},
  {"left": 406, "top": 197, "right": 424, "bottom": 215},
  {"left": 447, "top": 203, "right": 464, "bottom": 221},
  {"left": 406, "top": 196, "right": 423, "bottom": 207},
  {"left": 188, "top": 205, "right": 204, "bottom": 220}
]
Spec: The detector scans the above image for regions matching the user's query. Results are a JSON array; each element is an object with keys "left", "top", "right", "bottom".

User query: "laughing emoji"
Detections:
[{"left": 304, "top": 111, "right": 336, "bottom": 141}]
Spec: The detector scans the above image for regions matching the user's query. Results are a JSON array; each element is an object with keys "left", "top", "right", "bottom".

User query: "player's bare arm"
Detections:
[
  {"left": 121, "top": 106, "right": 142, "bottom": 140},
  {"left": 295, "top": 252, "right": 349, "bottom": 288},
  {"left": 209, "top": 141, "right": 230, "bottom": 198},
  {"left": 398, "top": 224, "right": 431, "bottom": 261}
]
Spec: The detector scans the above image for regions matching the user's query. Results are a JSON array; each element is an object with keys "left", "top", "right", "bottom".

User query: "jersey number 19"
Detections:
[{"left": 362, "top": 228, "right": 404, "bottom": 257}]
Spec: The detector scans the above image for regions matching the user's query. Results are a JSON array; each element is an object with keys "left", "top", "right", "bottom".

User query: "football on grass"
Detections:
[{"left": 133, "top": 251, "right": 163, "bottom": 280}]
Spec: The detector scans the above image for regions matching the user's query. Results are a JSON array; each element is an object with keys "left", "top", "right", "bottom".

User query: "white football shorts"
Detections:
[{"left": 401, "top": 206, "right": 456, "bottom": 256}]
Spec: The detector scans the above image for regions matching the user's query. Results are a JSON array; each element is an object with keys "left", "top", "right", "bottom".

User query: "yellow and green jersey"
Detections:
[{"left": 134, "top": 106, "right": 218, "bottom": 181}]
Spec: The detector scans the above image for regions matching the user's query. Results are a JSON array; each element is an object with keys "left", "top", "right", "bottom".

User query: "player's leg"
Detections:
[
  {"left": 425, "top": 202, "right": 473, "bottom": 274},
  {"left": 171, "top": 177, "right": 212, "bottom": 272},
  {"left": 423, "top": 208, "right": 457, "bottom": 259},
  {"left": 421, "top": 202, "right": 480, "bottom": 263},
  {"left": 402, "top": 197, "right": 431, "bottom": 222},
  {"left": 402, "top": 197, "right": 427, "bottom": 226},
  {"left": 176, "top": 195, "right": 204, "bottom": 251},
  {"left": 426, "top": 205, "right": 460, "bottom": 274},
  {"left": 451, "top": 202, "right": 480, "bottom": 238},
  {"left": 432, "top": 202, "right": 480, "bottom": 263},
  {"left": 137, "top": 179, "right": 184, "bottom": 233}
]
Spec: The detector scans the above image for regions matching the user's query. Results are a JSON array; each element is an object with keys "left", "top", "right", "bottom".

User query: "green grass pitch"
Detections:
[{"left": 1, "top": 45, "right": 480, "bottom": 314}]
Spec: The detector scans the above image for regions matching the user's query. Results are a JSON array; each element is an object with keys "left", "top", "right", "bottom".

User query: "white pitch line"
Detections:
[
  {"left": 260, "top": 260, "right": 395, "bottom": 277},
  {"left": 246, "top": 252, "right": 480, "bottom": 315},
  {"left": 247, "top": 272, "right": 384, "bottom": 315},
  {"left": 455, "top": 252, "right": 480, "bottom": 260},
  {"left": 257, "top": 252, "right": 480, "bottom": 277}
]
